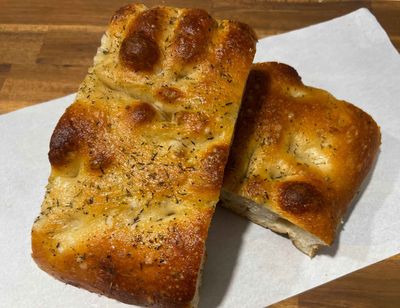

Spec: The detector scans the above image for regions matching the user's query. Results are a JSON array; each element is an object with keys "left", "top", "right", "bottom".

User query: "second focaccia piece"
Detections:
[
  {"left": 31, "top": 4, "right": 256, "bottom": 307},
  {"left": 222, "top": 62, "right": 380, "bottom": 256}
]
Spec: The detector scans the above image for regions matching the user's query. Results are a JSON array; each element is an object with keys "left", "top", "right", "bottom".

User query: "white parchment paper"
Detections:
[{"left": 1, "top": 8, "right": 399, "bottom": 308}]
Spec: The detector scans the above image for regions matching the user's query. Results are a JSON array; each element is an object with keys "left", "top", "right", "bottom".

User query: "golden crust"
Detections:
[
  {"left": 31, "top": 3, "right": 256, "bottom": 307},
  {"left": 223, "top": 62, "right": 381, "bottom": 245}
]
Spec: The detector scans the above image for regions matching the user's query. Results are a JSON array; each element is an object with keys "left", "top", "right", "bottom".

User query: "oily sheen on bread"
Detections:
[
  {"left": 222, "top": 62, "right": 381, "bottom": 257},
  {"left": 31, "top": 4, "right": 256, "bottom": 306}
]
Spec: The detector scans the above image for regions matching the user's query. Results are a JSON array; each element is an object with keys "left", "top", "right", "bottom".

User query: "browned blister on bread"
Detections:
[
  {"left": 31, "top": 3, "right": 256, "bottom": 307},
  {"left": 222, "top": 62, "right": 381, "bottom": 256}
]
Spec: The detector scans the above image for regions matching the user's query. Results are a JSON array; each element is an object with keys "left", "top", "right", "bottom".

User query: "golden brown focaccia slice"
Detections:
[
  {"left": 222, "top": 62, "right": 380, "bottom": 257},
  {"left": 31, "top": 4, "right": 256, "bottom": 306}
]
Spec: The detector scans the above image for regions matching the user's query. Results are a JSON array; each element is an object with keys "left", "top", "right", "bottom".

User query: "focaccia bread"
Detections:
[
  {"left": 31, "top": 4, "right": 256, "bottom": 306},
  {"left": 222, "top": 62, "right": 380, "bottom": 257}
]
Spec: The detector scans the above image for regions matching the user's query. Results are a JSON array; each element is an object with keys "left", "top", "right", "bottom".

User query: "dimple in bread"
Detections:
[
  {"left": 31, "top": 3, "right": 256, "bottom": 306},
  {"left": 222, "top": 62, "right": 381, "bottom": 257}
]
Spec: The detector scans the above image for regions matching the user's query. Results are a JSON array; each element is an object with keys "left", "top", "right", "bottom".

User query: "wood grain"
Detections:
[
  {"left": 1, "top": 0, "right": 399, "bottom": 114},
  {"left": 0, "top": 1, "right": 399, "bottom": 307}
]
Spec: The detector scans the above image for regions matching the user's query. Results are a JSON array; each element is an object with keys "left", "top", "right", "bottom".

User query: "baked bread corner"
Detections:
[{"left": 222, "top": 62, "right": 381, "bottom": 257}]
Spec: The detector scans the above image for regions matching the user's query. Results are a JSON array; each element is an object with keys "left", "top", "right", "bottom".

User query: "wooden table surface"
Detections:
[{"left": 1, "top": 0, "right": 399, "bottom": 307}]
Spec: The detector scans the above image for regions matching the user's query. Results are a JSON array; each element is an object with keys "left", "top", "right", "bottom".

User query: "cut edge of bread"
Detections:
[
  {"left": 190, "top": 250, "right": 206, "bottom": 308},
  {"left": 221, "top": 190, "right": 326, "bottom": 257}
]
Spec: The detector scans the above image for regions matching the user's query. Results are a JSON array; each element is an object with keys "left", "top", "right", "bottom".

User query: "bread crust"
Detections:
[
  {"left": 31, "top": 4, "right": 256, "bottom": 306},
  {"left": 223, "top": 62, "right": 381, "bottom": 246}
]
